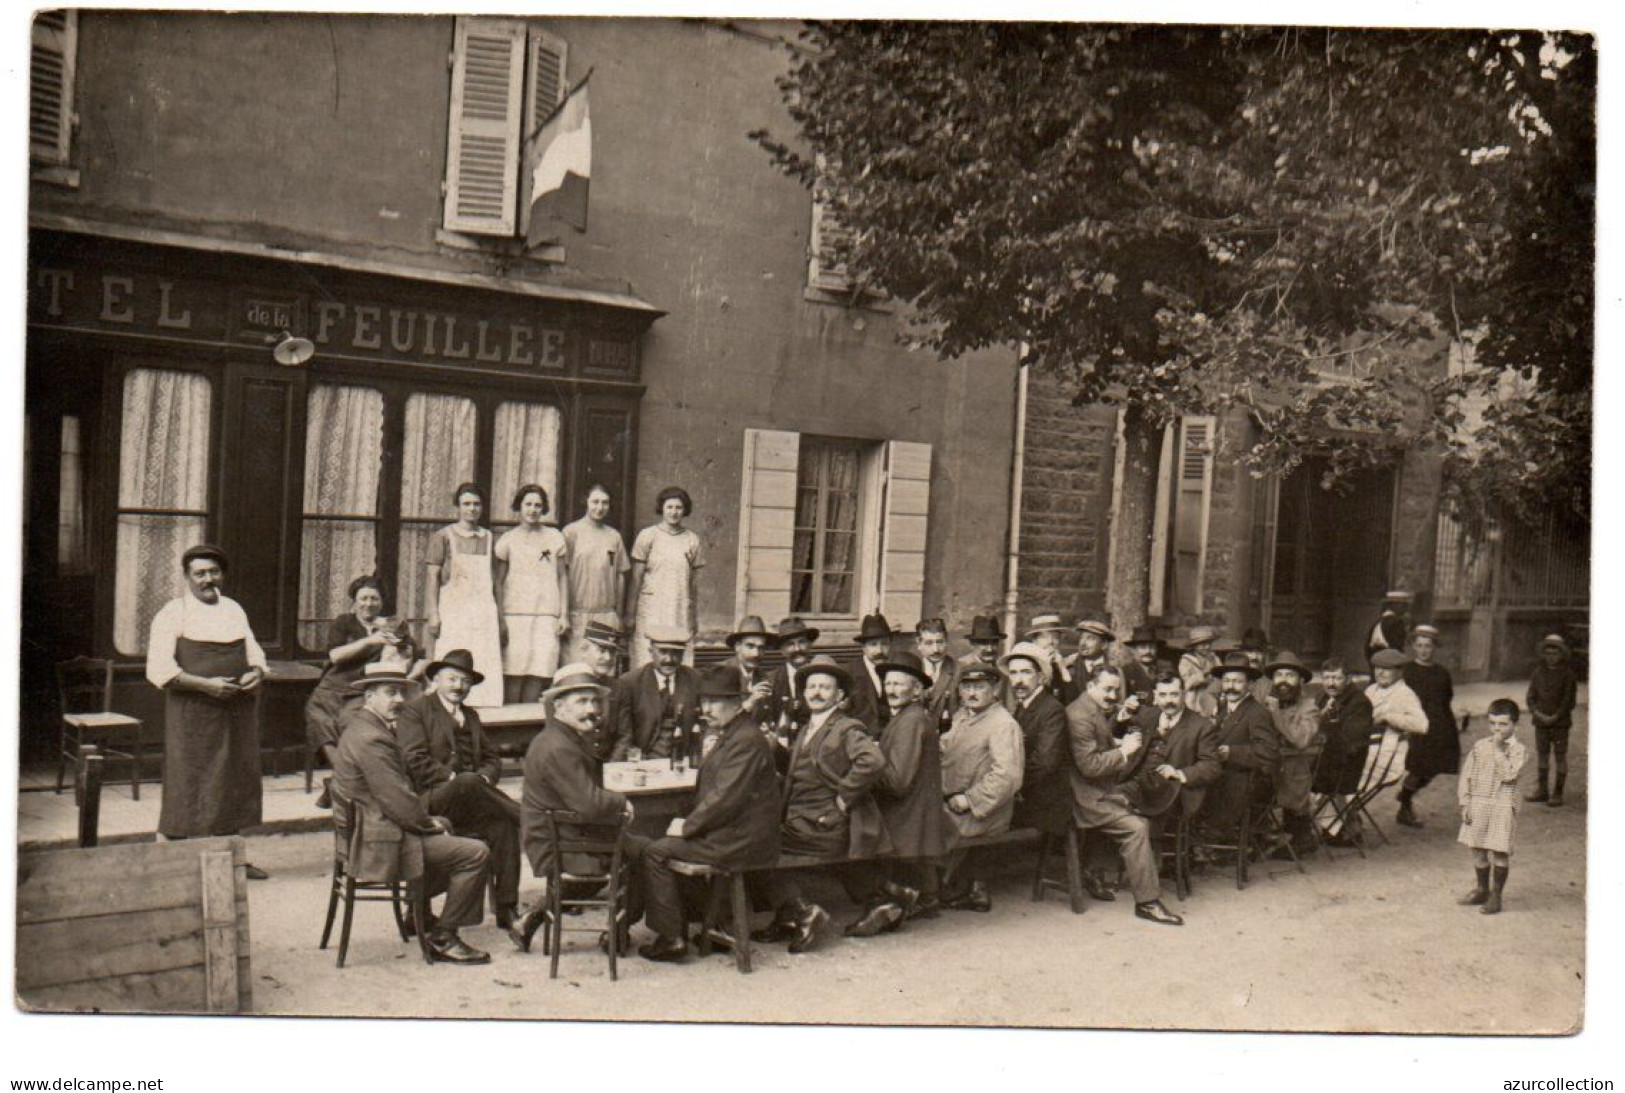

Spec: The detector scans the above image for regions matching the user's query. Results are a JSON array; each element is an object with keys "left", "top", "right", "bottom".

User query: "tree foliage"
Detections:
[{"left": 751, "top": 24, "right": 1592, "bottom": 508}]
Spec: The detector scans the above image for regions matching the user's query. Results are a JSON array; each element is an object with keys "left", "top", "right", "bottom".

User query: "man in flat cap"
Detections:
[
  {"left": 1066, "top": 619, "right": 1116, "bottom": 687},
  {"left": 577, "top": 620, "right": 629, "bottom": 761},
  {"left": 613, "top": 624, "right": 700, "bottom": 762},
  {"left": 145, "top": 544, "right": 270, "bottom": 877},
  {"left": 938, "top": 663, "right": 1025, "bottom": 912},
  {"left": 638, "top": 665, "right": 781, "bottom": 962},
  {"left": 1004, "top": 642, "right": 1071, "bottom": 838}
]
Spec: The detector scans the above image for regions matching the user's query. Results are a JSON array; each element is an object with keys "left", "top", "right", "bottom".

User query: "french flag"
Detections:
[{"left": 526, "top": 73, "right": 591, "bottom": 247}]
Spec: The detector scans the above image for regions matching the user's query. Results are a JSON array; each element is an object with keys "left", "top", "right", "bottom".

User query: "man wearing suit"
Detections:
[
  {"left": 577, "top": 620, "right": 628, "bottom": 761},
  {"left": 1065, "top": 619, "right": 1116, "bottom": 690},
  {"left": 718, "top": 615, "right": 778, "bottom": 729},
  {"left": 612, "top": 625, "right": 700, "bottom": 761},
  {"left": 395, "top": 648, "right": 521, "bottom": 929},
  {"left": 511, "top": 664, "right": 647, "bottom": 953},
  {"left": 1064, "top": 665, "right": 1184, "bottom": 925},
  {"left": 846, "top": 612, "right": 897, "bottom": 733},
  {"left": 638, "top": 666, "right": 782, "bottom": 962},
  {"left": 1025, "top": 614, "right": 1079, "bottom": 706},
  {"left": 915, "top": 618, "right": 959, "bottom": 733},
  {"left": 1313, "top": 658, "right": 1376, "bottom": 845},
  {"left": 1004, "top": 642, "right": 1070, "bottom": 836},
  {"left": 762, "top": 616, "right": 820, "bottom": 736},
  {"left": 750, "top": 656, "right": 886, "bottom": 954},
  {"left": 1130, "top": 673, "right": 1222, "bottom": 823},
  {"left": 1197, "top": 653, "right": 1281, "bottom": 833},
  {"left": 333, "top": 663, "right": 492, "bottom": 964}
]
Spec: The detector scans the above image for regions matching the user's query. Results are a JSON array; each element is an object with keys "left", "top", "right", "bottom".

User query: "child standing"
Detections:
[
  {"left": 1525, "top": 634, "right": 1579, "bottom": 807},
  {"left": 1457, "top": 698, "right": 1528, "bottom": 915}
]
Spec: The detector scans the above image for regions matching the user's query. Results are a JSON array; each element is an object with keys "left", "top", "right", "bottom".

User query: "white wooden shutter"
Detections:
[
  {"left": 735, "top": 428, "right": 800, "bottom": 622},
  {"left": 1171, "top": 415, "right": 1215, "bottom": 614},
  {"left": 878, "top": 441, "right": 931, "bottom": 624},
  {"left": 443, "top": 17, "right": 526, "bottom": 236},
  {"left": 31, "top": 11, "right": 77, "bottom": 166},
  {"left": 517, "top": 28, "right": 568, "bottom": 241},
  {"left": 808, "top": 197, "right": 857, "bottom": 293}
]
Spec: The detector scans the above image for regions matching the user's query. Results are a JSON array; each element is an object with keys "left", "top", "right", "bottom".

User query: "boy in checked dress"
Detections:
[{"left": 1457, "top": 698, "right": 1528, "bottom": 915}]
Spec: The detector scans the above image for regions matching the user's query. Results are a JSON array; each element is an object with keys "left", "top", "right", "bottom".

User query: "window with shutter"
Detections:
[
  {"left": 735, "top": 428, "right": 800, "bottom": 622},
  {"left": 518, "top": 28, "right": 568, "bottom": 241},
  {"left": 31, "top": 10, "right": 77, "bottom": 170},
  {"left": 1168, "top": 415, "right": 1215, "bottom": 615},
  {"left": 878, "top": 440, "right": 931, "bottom": 626},
  {"left": 443, "top": 17, "right": 527, "bottom": 236}
]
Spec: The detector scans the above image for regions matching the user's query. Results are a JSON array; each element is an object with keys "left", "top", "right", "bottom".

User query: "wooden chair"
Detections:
[
  {"left": 1187, "top": 769, "right": 1262, "bottom": 889},
  {"left": 671, "top": 860, "right": 755, "bottom": 974},
  {"left": 1029, "top": 825, "right": 1087, "bottom": 914},
  {"left": 1314, "top": 726, "right": 1404, "bottom": 853},
  {"left": 540, "top": 808, "right": 635, "bottom": 982},
  {"left": 1154, "top": 807, "right": 1194, "bottom": 900},
  {"left": 320, "top": 780, "right": 433, "bottom": 968},
  {"left": 75, "top": 745, "right": 104, "bottom": 848},
  {"left": 56, "top": 657, "right": 143, "bottom": 800}
]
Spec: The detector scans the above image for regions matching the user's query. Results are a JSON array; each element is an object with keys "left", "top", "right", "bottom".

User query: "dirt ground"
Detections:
[{"left": 242, "top": 713, "right": 1586, "bottom": 1033}]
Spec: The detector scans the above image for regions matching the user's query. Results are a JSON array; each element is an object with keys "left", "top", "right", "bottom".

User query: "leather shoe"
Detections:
[
  {"left": 1081, "top": 870, "right": 1116, "bottom": 902},
  {"left": 881, "top": 882, "right": 921, "bottom": 920},
  {"left": 597, "top": 928, "right": 631, "bottom": 956},
  {"left": 494, "top": 904, "right": 518, "bottom": 931},
  {"left": 844, "top": 901, "right": 904, "bottom": 938},
  {"left": 702, "top": 926, "right": 737, "bottom": 952},
  {"left": 245, "top": 863, "right": 270, "bottom": 881},
  {"left": 750, "top": 914, "right": 798, "bottom": 944},
  {"left": 428, "top": 931, "right": 492, "bottom": 965},
  {"left": 1134, "top": 900, "right": 1185, "bottom": 926},
  {"left": 639, "top": 936, "right": 690, "bottom": 963},
  {"left": 787, "top": 903, "right": 830, "bottom": 954},
  {"left": 942, "top": 880, "right": 992, "bottom": 913},
  {"left": 508, "top": 905, "right": 548, "bottom": 953},
  {"left": 1395, "top": 804, "right": 1423, "bottom": 828},
  {"left": 908, "top": 896, "right": 940, "bottom": 921}
]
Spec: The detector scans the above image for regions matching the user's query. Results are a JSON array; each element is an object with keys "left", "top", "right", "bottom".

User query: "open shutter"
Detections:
[
  {"left": 735, "top": 428, "right": 800, "bottom": 622},
  {"left": 878, "top": 441, "right": 931, "bottom": 625},
  {"left": 443, "top": 17, "right": 526, "bottom": 236},
  {"left": 31, "top": 10, "right": 77, "bottom": 166},
  {"left": 808, "top": 197, "right": 857, "bottom": 293},
  {"left": 1170, "top": 416, "right": 1215, "bottom": 614},
  {"left": 1147, "top": 422, "right": 1177, "bottom": 616},
  {"left": 518, "top": 28, "right": 568, "bottom": 241}
]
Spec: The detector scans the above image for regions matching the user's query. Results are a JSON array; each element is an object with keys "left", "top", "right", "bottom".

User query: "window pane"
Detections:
[
  {"left": 114, "top": 369, "right": 211, "bottom": 655},
  {"left": 791, "top": 571, "right": 814, "bottom": 614},
  {"left": 793, "top": 528, "right": 815, "bottom": 571},
  {"left": 826, "top": 487, "right": 858, "bottom": 534},
  {"left": 821, "top": 573, "right": 853, "bottom": 615},
  {"left": 299, "top": 518, "right": 378, "bottom": 649},
  {"left": 824, "top": 530, "right": 856, "bottom": 573},
  {"left": 795, "top": 487, "right": 820, "bottom": 530},
  {"left": 58, "top": 414, "right": 89, "bottom": 574},
  {"left": 396, "top": 521, "right": 438, "bottom": 631},
  {"left": 304, "top": 385, "right": 383, "bottom": 517},
  {"left": 491, "top": 401, "right": 562, "bottom": 527},
  {"left": 400, "top": 393, "right": 476, "bottom": 521}
]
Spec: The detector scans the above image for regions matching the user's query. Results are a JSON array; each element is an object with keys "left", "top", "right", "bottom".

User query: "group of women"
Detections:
[{"left": 304, "top": 481, "right": 706, "bottom": 772}]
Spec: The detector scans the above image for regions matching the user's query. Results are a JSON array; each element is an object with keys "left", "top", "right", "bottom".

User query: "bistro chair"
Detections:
[
  {"left": 1314, "top": 725, "right": 1405, "bottom": 854},
  {"left": 1154, "top": 806, "right": 1195, "bottom": 901},
  {"left": 55, "top": 656, "right": 143, "bottom": 800},
  {"left": 1187, "top": 769, "right": 1263, "bottom": 890},
  {"left": 320, "top": 780, "right": 433, "bottom": 969},
  {"left": 1029, "top": 825, "right": 1087, "bottom": 914},
  {"left": 539, "top": 808, "right": 635, "bottom": 982}
]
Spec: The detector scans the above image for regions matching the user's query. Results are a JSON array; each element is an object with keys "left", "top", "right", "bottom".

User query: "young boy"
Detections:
[
  {"left": 1526, "top": 634, "right": 1580, "bottom": 807},
  {"left": 1457, "top": 698, "right": 1528, "bottom": 915}
]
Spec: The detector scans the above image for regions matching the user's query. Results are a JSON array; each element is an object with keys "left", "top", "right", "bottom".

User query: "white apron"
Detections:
[{"left": 435, "top": 535, "right": 505, "bottom": 708}]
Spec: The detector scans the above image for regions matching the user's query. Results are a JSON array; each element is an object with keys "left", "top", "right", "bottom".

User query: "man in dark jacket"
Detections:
[
  {"left": 613, "top": 625, "right": 700, "bottom": 761},
  {"left": 1365, "top": 591, "right": 1413, "bottom": 667},
  {"left": 396, "top": 648, "right": 521, "bottom": 929},
  {"left": 846, "top": 612, "right": 897, "bottom": 733},
  {"left": 762, "top": 616, "right": 820, "bottom": 734},
  {"left": 638, "top": 666, "right": 782, "bottom": 962},
  {"left": 577, "top": 620, "right": 628, "bottom": 761},
  {"left": 1131, "top": 673, "right": 1222, "bottom": 822},
  {"left": 1197, "top": 653, "right": 1280, "bottom": 833},
  {"left": 718, "top": 615, "right": 778, "bottom": 729},
  {"left": 1312, "top": 658, "right": 1375, "bottom": 844},
  {"left": 1526, "top": 633, "right": 1580, "bottom": 806},
  {"left": 1004, "top": 642, "right": 1070, "bottom": 835},
  {"left": 511, "top": 665, "right": 647, "bottom": 953},
  {"left": 333, "top": 663, "right": 492, "bottom": 965}
]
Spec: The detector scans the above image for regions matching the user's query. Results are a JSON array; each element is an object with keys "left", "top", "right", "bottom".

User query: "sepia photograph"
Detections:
[{"left": 3, "top": 0, "right": 1610, "bottom": 1082}]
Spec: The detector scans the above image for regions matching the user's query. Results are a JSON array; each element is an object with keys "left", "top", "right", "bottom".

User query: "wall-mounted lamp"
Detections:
[{"left": 269, "top": 329, "right": 315, "bottom": 367}]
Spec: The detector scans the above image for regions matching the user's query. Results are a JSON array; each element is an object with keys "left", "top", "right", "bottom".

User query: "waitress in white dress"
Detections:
[
  {"left": 425, "top": 482, "right": 505, "bottom": 708},
  {"left": 627, "top": 485, "right": 705, "bottom": 669},
  {"left": 494, "top": 483, "right": 570, "bottom": 704}
]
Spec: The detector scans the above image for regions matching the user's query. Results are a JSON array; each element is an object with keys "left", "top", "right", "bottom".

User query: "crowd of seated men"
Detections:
[{"left": 332, "top": 608, "right": 1434, "bottom": 966}]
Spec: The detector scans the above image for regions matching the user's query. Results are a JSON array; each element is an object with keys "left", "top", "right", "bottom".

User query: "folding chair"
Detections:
[
  {"left": 319, "top": 780, "right": 434, "bottom": 968},
  {"left": 56, "top": 657, "right": 143, "bottom": 800},
  {"left": 540, "top": 808, "right": 635, "bottom": 982},
  {"left": 1315, "top": 727, "right": 1404, "bottom": 853}
]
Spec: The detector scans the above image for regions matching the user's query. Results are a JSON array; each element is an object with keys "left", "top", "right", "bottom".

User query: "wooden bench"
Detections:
[{"left": 669, "top": 824, "right": 1084, "bottom": 974}]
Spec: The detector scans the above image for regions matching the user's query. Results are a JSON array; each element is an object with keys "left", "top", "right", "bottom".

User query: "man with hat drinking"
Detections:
[
  {"left": 1003, "top": 643, "right": 1070, "bottom": 837},
  {"left": 1526, "top": 633, "right": 1579, "bottom": 807},
  {"left": 145, "top": 544, "right": 270, "bottom": 877},
  {"left": 637, "top": 665, "right": 781, "bottom": 963},
  {"left": 938, "top": 663, "right": 1026, "bottom": 912},
  {"left": 395, "top": 648, "right": 521, "bottom": 929},
  {"left": 512, "top": 664, "right": 646, "bottom": 953},
  {"left": 751, "top": 655, "right": 886, "bottom": 953},
  {"left": 719, "top": 615, "right": 778, "bottom": 729},
  {"left": 1178, "top": 626, "right": 1220, "bottom": 718},
  {"left": 763, "top": 616, "right": 822, "bottom": 737},
  {"left": 1196, "top": 652, "right": 1279, "bottom": 834},
  {"left": 1025, "top": 613, "right": 1078, "bottom": 705},
  {"left": 848, "top": 612, "right": 899, "bottom": 733},
  {"left": 613, "top": 624, "right": 700, "bottom": 762},
  {"left": 1262, "top": 650, "right": 1324, "bottom": 854},
  {"left": 333, "top": 662, "right": 494, "bottom": 964},
  {"left": 1395, "top": 624, "right": 1460, "bottom": 828}
]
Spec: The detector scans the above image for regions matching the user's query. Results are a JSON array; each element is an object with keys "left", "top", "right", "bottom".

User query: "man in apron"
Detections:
[{"left": 145, "top": 544, "right": 270, "bottom": 878}]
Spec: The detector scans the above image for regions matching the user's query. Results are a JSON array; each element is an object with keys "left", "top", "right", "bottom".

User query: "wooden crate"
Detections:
[{"left": 16, "top": 836, "right": 252, "bottom": 1014}]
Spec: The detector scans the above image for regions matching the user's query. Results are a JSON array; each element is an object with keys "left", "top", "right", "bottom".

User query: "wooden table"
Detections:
[{"left": 603, "top": 760, "right": 698, "bottom": 838}]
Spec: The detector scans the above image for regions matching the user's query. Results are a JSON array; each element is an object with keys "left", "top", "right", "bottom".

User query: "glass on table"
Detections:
[{"left": 626, "top": 746, "right": 643, "bottom": 763}]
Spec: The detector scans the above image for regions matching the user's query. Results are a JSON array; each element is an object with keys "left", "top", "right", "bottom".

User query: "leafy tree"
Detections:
[{"left": 751, "top": 23, "right": 1592, "bottom": 625}]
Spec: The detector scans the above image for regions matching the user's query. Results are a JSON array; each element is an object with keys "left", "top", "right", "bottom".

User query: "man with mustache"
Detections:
[
  {"left": 1195, "top": 653, "right": 1280, "bottom": 835},
  {"left": 718, "top": 615, "right": 778, "bottom": 729},
  {"left": 1261, "top": 651, "right": 1324, "bottom": 855}
]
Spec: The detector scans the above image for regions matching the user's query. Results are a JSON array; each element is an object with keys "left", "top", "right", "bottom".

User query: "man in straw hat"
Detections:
[
  {"left": 848, "top": 612, "right": 900, "bottom": 733},
  {"left": 511, "top": 664, "right": 646, "bottom": 954},
  {"left": 938, "top": 663, "right": 1026, "bottom": 913},
  {"left": 719, "top": 615, "right": 778, "bottom": 728},
  {"left": 637, "top": 665, "right": 781, "bottom": 962},
  {"left": 1178, "top": 626, "right": 1219, "bottom": 718},
  {"left": 614, "top": 624, "right": 700, "bottom": 762},
  {"left": 333, "top": 662, "right": 493, "bottom": 964},
  {"left": 1395, "top": 624, "right": 1460, "bottom": 828},
  {"left": 1262, "top": 650, "right": 1325, "bottom": 855},
  {"left": 1025, "top": 613, "right": 1078, "bottom": 705},
  {"left": 1066, "top": 618, "right": 1116, "bottom": 685},
  {"left": 750, "top": 655, "right": 886, "bottom": 954},
  {"left": 1526, "top": 633, "right": 1579, "bottom": 806},
  {"left": 396, "top": 648, "right": 521, "bottom": 929},
  {"left": 145, "top": 543, "right": 270, "bottom": 876}
]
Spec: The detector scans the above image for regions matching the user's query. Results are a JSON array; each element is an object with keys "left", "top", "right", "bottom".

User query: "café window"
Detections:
[
  {"left": 490, "top": 400, "right": 563, "bottom": 530},
  {"left": 792, "top": 438, "right": 866, "bottom": 616},
  {"left": 397, "top": 393, "right": 478, "bottom": 628},
  {"left": 297, "top": 384, "right": 385, "bottom": 648},
  {"left": 57, "top": 414, "right": 90, "bottom": 575},
  {"left": 113, "top": 368, "right": 212, "bottom": 655}
]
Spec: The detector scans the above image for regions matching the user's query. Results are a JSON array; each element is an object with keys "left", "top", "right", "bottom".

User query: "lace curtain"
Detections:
[
  {"left": 298, "top": 385, "right": 384, "bottom": 648},
  {"left": 490, "top": 401, "right": 562, "bottom": 528},
  {"left": 397, "top": 393, "right": 476, "bottom": 626},
  {"left": 113, "top": 369, "right": 211, "bottom": 654},
  {"left": 791, "top": 441, "right": 860, "bottom": 615}
]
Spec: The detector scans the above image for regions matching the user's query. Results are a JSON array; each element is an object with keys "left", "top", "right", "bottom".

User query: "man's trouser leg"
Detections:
[
  {"left": 422, "top": 832, "right": 491, "bottom": 929},
  {"left": 840, "top": 860, "right": 887, "bottom": 906},
  {"left": 1088, "top": 812, "right": 1160, "bottom": 904},
  {"left": 426, "top": 778, "right": 522, "bottom": 911},
  {"left": 641, "top": 835, "right": 716, "bottom": 939}
]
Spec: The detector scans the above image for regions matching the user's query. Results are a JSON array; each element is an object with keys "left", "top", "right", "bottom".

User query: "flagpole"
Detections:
[{"left": 523, "top": 67, "right": 593, "bottom": 151}]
